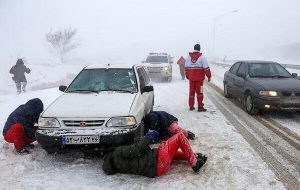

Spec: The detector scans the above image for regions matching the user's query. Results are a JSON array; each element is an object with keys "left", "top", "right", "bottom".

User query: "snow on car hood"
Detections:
[{"left": 42, "top": 92, "right": 136, "bottom": 118}]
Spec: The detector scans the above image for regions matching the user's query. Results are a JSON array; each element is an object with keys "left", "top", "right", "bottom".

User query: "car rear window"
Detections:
[{"left": 146, "top": 56, "right": 168, "bottom": 63}]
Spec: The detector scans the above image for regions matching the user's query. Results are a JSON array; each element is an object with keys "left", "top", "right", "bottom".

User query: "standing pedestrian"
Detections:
[
  {"left": 185, "top": 44, "right": 211, "bottom": 112},
  {"left": 9, "top": 58, "right": 31, "bottom": 94},
  {"left": 177, "top": 56, "right": 185, "bottom": 80},
  {"left": 102, "top": 130, "right": 207, "bottom": 177}
]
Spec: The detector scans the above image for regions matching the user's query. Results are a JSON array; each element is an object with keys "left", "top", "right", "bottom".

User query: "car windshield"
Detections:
[
  {"left": 66, "top": 68, "right": 138, "bottom": 93},
  {"left": 146, "top": 56, "right": 168, "bottom": 63},
  {"left": 248, "top": 63, "right": 292, "bottom": 78}
]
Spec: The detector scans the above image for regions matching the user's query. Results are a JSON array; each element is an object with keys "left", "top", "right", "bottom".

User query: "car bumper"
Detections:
[
  {"left": 35, "top": 125, "right": 140, "bottom": 152},
  {"left": 254, "top": 96, "right": 300, "bottom": 110}
]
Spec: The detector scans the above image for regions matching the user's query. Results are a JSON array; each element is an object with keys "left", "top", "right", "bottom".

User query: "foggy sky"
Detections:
[{"left": 0, "top": 0, "right": 300, "bottom": 64}]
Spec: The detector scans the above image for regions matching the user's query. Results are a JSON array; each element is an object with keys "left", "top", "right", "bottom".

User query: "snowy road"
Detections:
[{"left": 0, "top": 63, "right": 299, "bottom": 189}]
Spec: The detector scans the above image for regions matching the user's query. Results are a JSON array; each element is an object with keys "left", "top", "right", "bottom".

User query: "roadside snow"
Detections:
[{"left": 0, "top": 64, "right": 286, "bottom": 190}]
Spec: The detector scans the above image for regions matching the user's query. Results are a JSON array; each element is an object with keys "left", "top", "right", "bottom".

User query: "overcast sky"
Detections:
[{"left": 0, "top": 0, "right": 300, "bottom": 64}]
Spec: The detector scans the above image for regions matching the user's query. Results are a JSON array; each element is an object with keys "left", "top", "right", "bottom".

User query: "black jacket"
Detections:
[
  {"left": 3, "top": 98, "right": 44, "bottom": 138},
  {"left": 102, "top": 137, "right": 158, "bottom": 178},
  {"left": 144, "top": 111, "right": 178, "bottom": 139},
  {"left": 10, "top": 59, "right": 31, "bottom": 82}
]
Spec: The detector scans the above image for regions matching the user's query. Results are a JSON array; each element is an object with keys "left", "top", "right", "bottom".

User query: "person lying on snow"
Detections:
[
  {"left": 2, "top": 98, "right": 44, "bottom": 154},
  {"left": 102, "top": 130, "right": 207, "bottom": 178},
  {"left": 143, "top": 111, "right": 196, "bottom": 140}
]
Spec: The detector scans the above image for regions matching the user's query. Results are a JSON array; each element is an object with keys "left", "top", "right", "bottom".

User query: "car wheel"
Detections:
[
  {"left": 244, "top": 93, "right": 259, "bottom": 115},
  {"left": 224, "top": 83, "right": 231, "bottom": 98},
  {"left": 42, "top": 146, "right": 58, "bottom": 154},
  {"left": 134, "top": 124, "right": 144, "bottom": 143},
  {"left": 168, "top": 76, "right": 172, "bottom": 82}
]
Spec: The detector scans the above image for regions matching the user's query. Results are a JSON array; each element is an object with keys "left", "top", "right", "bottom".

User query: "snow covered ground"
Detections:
[{"left": 0, "top": 63, "right": 286, "bottom": 190}]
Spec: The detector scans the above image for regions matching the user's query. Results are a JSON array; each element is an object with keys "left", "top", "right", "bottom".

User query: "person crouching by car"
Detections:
[
  {"left": 143, "top": 111, "right": 196, "bottom": 140},
  {"left": 3, "top": 98, "right": 44, "bottom": 154},
  {"left": 102, "top": 130, "right": 207, "bottom": 177}
]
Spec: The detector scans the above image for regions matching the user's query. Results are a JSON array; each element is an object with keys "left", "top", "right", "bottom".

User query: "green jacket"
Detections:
[{"left": 102, "top": 137, "right": 158, "bottom": 178}]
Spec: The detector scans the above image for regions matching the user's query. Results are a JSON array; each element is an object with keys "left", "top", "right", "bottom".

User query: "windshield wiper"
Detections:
[
  {"left": 110, "top": 89, "right": 134, "bottom": 94},
  {"left": 270, "top": 75, "right": 291, "bottom": 78},
  {"left": 67, "top": 89, "right": 99, "bottom": 93}
]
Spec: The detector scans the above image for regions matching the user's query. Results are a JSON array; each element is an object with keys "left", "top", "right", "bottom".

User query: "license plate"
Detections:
[{"left": 62, "top": 135, "right": 100, "bottom": 145}]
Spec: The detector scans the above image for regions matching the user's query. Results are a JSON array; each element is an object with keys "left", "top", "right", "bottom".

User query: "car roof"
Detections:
[
  {"left": 148, "top": 53, "right": 169, "bottom": 56},
  {"left": 84, "top": 64, "right": 142, "bottom": 69},
  {"left": 237, "top": 60, "right": 279, "bottom": 64}
]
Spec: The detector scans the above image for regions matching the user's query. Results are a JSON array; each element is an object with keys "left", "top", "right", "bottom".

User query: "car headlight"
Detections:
[
  {"left": 106, "top": 116, "right": 136, "bottom": 127},
  {"left": 259, "top": 91, "right": 278, "bottom": 97},
  {"left": 38, "top": 118, "right": 61, "bottom": 128}
]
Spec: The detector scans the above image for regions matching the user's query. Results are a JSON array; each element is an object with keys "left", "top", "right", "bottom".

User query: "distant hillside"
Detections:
[{"left": 263, "top": 43, "right": 300, "bottom": 62}]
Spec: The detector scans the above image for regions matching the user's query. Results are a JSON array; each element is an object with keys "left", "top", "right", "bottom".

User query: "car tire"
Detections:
[
  {"left": 134, "top": 124, "right": 144, "bottom": 143},
  {"left": 224, "top": 83, "right": 231, "bottom": 98},
  {"left": 244, "top": 93, "right": 259, "bottom": 115},
  {"left": 42, "top": 146, "right": 58, "bottom": 154},
  {"left": 168, "top": 76, "right": 172, "bottom": 82}
]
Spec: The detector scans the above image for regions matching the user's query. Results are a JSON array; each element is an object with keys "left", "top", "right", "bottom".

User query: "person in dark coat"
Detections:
[
  {"left": 9, "top": 58, "right": 31, "bottom": 94},
  {"left": 143, "top": 111, "right": 195, "bottom": 140},
  {"left": 102, "top": 130, "right": 207, "bottom": 177},
  {"left": 3, "top": 98, "right": 44, "bottom": 153}
]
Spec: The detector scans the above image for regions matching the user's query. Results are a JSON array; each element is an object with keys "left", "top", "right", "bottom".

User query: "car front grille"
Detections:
[
  {"left": 281, "top": 91, "right": 300, "bottom": 97},
  {"left": 148, "top": 67, "right": 163, "bottom": 73},
  {"left": 63, "top": 120, "right": 105, "bottom": 127}
]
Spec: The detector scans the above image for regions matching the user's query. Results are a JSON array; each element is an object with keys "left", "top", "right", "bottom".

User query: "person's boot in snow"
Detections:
[
  {"left": 198, "top": 107, "right": 207, "bottom": 112},
  {"left": 187, "top": 131, "right": 195, "bottom": 140},
  {"left": 25, "top": 144, "right": 35, "bottom": 149},
  {"left": 196, "top": 153, "right": 208, "bottom": 163},
  {"left": 192, "top": 154, "right": 207, "bottom": 173},
  {"left": 189, "top": 107, "right": 195, "bottom": 111},
  {"left": 18, "top": 147, "right": 31, "bottom": 154}
]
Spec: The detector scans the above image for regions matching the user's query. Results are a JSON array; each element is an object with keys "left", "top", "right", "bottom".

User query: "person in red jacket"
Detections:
[
  {"left": 185, "top": 44, "right": 211, "bottom": 112},
  {"left": 177, "top": 56, "right": 186, "bottom": 80}
]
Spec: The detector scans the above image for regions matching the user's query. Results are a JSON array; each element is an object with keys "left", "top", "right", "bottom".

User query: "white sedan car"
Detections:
[{"left": 36, "top": 64, "right": 154, "bottom": 154}]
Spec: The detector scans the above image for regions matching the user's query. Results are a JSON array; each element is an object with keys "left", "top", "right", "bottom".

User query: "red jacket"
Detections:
[{"left": 185, "top": 52, "right": 211, "bottom": 83}]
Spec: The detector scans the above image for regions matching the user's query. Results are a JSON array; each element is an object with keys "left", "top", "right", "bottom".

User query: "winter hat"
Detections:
[
  {"left": 24, "top": 98, "right": 44, "bottom": 115},
  {"left": 194, "top": 44, "right": 201, "bottom": 51},
  {"left": 144, "top": 112, "right": 159, "bottom": 130},
  {"left": 102, "top": 152, "right": 116, "bottom": 175},
  {"left": 16, "top": 58, "right": 24, "bottom": 65}
]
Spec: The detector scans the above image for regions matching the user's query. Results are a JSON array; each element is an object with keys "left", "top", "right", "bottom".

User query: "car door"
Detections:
[
  {"left": 137, "top": 67, "right": 153, "bottom": 114},
  {"left": 234, "top": 62, "right": 247, "bottom": 100},
  {"left": 225, "top": 62, "right": 241, "bottom": 97}
]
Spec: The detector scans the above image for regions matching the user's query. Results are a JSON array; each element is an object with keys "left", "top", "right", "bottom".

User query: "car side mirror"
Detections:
[
  {"left": 292, "top": 73, "right": 298, "bottom": 77},
  {"left": 237, "top": 72, "right": 246, "bottom": 78},
  {"left": 141, "top": 85, "right": 154, "bottom": 93},
  {"left": 59, "top": 85, "right": 67, "bottom": 92}
]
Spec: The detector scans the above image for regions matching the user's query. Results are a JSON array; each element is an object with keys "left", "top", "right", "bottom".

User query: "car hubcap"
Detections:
[{"left": 246, "top": 95, "right": 252, "bottom": 111}]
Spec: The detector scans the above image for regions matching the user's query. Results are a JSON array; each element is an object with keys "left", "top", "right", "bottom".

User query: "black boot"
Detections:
[
  {"left": 192, "top": 158, "right": 207, "bottom": 173},
  {"left": 187, "top": 131, "right": 195, "bottom": 140}
]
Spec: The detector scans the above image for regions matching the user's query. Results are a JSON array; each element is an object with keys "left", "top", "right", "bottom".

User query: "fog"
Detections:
[{"left": 1, "top": 0, "right": 300, "bottom": 65}]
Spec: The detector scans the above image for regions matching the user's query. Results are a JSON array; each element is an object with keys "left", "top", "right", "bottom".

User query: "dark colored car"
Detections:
[{"left": 223, "top": 61, "right": 300, "bottom": 114}]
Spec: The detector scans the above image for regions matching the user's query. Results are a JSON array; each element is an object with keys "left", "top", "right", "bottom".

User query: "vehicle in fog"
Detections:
[
  {"left": 142, "top": 53, "right": 173, "bottom": 82},
  {"left": 223, "top": 61, "right": 300, "bottom": 114},
  {"left": 36, "top": 64, "right": 154, "bottom": 153}
]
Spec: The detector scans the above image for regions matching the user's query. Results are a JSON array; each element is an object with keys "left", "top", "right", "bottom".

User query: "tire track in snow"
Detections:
[{"left": 205, "top": 83, "right": 300, "bottom": 190}]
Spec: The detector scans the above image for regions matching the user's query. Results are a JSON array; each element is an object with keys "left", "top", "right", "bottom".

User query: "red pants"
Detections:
[
  {"left": 189, "top": 81, "right": 203, "bottom": 108},
  {"left": 168, "top": 122, "right": 188, "bottom": 138},
  {"left": 156, "top": 132, "right": 197, "bottom": 176},
  {"left": 3, "top": 123, "right": 35, "bottom": 152}
]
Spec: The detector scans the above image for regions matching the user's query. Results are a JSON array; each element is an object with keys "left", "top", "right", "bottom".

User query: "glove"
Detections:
[{"left": 145, "top": 130, "right": 159, "bottom": 141}]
